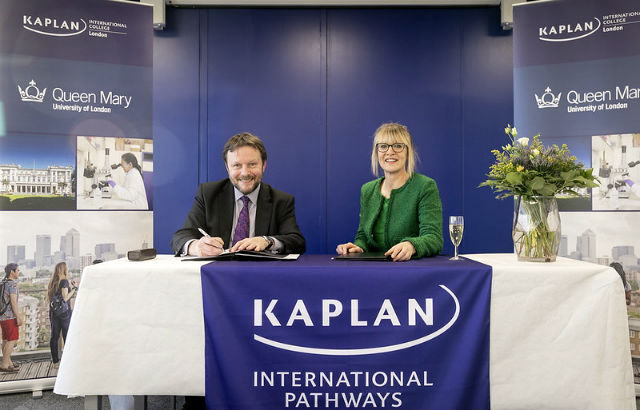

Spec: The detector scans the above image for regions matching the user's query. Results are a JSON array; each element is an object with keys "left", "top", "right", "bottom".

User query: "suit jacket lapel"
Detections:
[{"left": 255, "top": 183, "right": 272, "bottom": 236}]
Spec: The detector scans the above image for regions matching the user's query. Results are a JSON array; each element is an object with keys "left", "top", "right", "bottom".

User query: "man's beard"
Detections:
[{"left": 232, "top": 175, "right": 260, "bottom": 194}]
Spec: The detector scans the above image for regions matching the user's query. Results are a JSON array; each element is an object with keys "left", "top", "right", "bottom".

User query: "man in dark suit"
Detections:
[
  {"left": 171, "top": 132, "right": 305, "bottom": 257},
  {"left": 172, "top": 132, "right": 305, "bottom": 410}
]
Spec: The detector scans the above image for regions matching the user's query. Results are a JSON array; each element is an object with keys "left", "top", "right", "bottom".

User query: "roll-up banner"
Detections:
[
  {"left": 0, "top": 0, "right": 152, "bottom": 387},
  {"left": 514, "top": 0, "right": 640, "bottom": 380}
]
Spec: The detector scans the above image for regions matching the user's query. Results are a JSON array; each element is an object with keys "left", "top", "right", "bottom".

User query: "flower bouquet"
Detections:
[{"left": 479, "top": 125, "right": 599, "bottom": 261}]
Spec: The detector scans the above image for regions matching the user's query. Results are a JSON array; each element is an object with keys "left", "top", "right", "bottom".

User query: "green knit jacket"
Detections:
[{"left": 353, "top": 173, "right": 443, "bottom": 258}]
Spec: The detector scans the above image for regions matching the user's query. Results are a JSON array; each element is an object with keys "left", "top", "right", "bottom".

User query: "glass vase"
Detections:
[{"left": 512, "top": 196, "right": 561, "bottom": 262}]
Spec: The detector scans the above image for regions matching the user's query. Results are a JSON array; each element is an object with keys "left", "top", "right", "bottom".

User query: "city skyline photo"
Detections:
[{"left": 1, "top": 210, "right": 153, "bottom": 267}]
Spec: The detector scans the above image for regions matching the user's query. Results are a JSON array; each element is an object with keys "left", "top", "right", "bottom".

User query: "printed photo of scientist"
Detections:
[
  {"left": 592, "top": 133, "right": 640, "bottom": 211},
  {"left": 76, "top": 136, "right": 153, "bottom": 210}
]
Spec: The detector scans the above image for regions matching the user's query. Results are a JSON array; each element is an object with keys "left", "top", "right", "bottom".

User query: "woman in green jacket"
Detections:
[{"left": 336, "top": 123, "right": 443, "bottom": 261}]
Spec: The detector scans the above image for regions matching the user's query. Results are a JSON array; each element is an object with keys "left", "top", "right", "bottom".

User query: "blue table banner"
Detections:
[{"left": 201, "top": 255, "right": 492, "bottom": 410}]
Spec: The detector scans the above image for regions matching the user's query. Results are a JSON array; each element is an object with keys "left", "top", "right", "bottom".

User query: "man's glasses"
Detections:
[{"left": 376, "top": 143, "right": 406, "bottom": 153}]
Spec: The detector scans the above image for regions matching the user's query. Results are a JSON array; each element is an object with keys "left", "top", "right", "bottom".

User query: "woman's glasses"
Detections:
[{"left": 376, "top": 143, "right": 406, "bottom": 153}]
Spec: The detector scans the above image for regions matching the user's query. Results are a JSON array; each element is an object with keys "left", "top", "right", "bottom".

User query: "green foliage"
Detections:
[
  {"left": 18, "top": 282, "right": 47, "bottom": 302},
  {"left": 479, "top": 125, "right": 599, "bottom": 200}
]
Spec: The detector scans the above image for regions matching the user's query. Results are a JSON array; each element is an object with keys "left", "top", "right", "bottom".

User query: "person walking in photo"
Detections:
[
  {"left": 0, "top": 263, "right": 21, "bottom": 373},
  {"left": 47, "top": 262, "right": 77, "bottom": 365}
]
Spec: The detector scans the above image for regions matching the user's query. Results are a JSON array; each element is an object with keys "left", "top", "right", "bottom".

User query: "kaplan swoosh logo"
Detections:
[
  {"left": 23, "top": 15, "right": 87, "bottom": 37},
  {"left": 254, "top": 285, "right": 459, "bottom": 356},
  {"left": 539, "top": 18, "right": 601, "bottom": 42}
]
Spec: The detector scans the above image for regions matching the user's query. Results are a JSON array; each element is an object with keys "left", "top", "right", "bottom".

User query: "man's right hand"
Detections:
[{"left": 189, "top": 236, "right": 224, "bottom": 256}]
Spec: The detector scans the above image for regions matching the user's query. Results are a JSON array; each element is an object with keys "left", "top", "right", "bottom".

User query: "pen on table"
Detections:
[{"left": 198, "top": 228, "right": 223, "bottom": 249}]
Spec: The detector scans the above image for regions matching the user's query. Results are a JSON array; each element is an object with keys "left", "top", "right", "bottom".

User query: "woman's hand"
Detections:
[
  {"left": 336, "top": 242, "right": 363, "bottom": 255},
  {"left": 385, "top": 241, "right": 416, "bottom": 262}
]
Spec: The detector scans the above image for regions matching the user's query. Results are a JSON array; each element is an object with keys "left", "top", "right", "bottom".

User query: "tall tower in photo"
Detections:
[
  {"left": 6, "top": 245, "right": 25, "bottom": 264},
  {"left": 35, "top": 234, "right": 51, "bottom": 267},
  {"left": 579, "top": 229, "right": 596, "bottom": 263},
  {"left": 64, "top": 228, "right": 80, "bottom": 258}
]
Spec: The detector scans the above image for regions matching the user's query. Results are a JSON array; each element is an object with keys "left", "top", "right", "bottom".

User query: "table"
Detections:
[{"left": 54, "top": 254, "right": 636, "bottom": 409}]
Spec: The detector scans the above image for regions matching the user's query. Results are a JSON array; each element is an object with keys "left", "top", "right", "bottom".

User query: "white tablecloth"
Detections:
[
  {"left": 467, "top": 253, "right": 635, "bottom": 410},
  {"left": 54, "top": 254, "right": 636, "bottom": 409}
]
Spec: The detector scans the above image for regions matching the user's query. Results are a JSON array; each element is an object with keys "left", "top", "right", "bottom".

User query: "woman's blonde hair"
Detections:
[
  {"left": 47, "top": 262, "right": 68, "bottom": 303},
  {"left": 370, "top": 122, "right": 417, "bottom": 177}
]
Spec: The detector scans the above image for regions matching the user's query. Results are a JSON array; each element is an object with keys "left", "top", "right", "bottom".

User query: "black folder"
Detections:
[
  {"left": 182, "top": 250, "right": 297, "bottom": 261},
  {"left": 332, "top": 252, "right": 391, "bottom": 261}
]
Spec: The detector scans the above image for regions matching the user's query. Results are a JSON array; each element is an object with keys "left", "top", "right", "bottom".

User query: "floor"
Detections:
[
  {"left": 0, "top": 391, "right": 184, "bottom": 410},
  {"left": 1, "top": 390, "right": 640, "bottom": 409},
  {"left": 0, "top": 361, "right": 57, "bottom": 382}
]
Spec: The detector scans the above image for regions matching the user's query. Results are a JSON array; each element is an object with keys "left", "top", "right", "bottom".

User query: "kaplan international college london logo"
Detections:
[
  {"left": 538, "top": 17, "right": 601, "bottom": 42},
  {"left": 535, "top": 86, "right": 561, "bottom": 109},
  {"left": 23, "top": 15, "right": 87, "bottom": 37},
  {"left": 18, "top": 80, "right": 46, "bottom": 103}
]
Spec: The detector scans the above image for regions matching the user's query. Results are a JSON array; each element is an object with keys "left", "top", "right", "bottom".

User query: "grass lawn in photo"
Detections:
[{"left": 0, "top": 194, "right": 75, "bottom": 210}]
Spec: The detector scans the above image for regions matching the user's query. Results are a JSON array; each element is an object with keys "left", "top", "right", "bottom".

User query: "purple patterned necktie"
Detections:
[{"left": 232, "top": 196, "right": 250, "bottom": 246}]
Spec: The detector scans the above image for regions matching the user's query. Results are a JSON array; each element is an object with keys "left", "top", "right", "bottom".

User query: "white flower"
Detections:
[
  {"left": 532, "top": 148, "right": 540, "bottom": 156},
  {"left": 512, "top": 127, "right": 518, "bottom": 137},
  {"left": 517, "top": 137, "right": 529, "bottom": 146}
]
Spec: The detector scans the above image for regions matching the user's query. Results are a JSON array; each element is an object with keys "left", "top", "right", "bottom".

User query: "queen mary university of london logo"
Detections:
[
  {"left": 535, "top": 86, "right": 561, "bottom": 109},
  {"left": 18, "top": 80, "right": 46, "bottom": 103}
]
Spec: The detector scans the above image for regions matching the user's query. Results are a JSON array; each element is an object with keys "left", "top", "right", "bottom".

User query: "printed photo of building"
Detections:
[
  {"left": 0, "top": 134, "right": 76, "bottom": 210},
  {"left": 0, "top": 164, "right": 73, "bottom": 196}
]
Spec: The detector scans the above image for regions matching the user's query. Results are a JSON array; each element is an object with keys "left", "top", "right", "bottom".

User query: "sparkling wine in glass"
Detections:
[{"left": 449, "top": 216, "right": 464, "bottom": 260}]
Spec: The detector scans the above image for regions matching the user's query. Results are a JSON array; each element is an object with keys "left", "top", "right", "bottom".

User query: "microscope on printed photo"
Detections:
[
  {"left": 84, "top": 148, "right": 114, "bottom": 199},
  {"left": 599, "top": 145, "right": 639, "bottom": 200}
]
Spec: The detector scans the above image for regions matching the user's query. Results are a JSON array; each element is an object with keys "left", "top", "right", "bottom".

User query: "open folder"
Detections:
[
  {"left": 332, "top": 252, "right": 391, "bottom": 261},
  {"left": 182, "top": 250, "right": 299, "bottom": 261}
]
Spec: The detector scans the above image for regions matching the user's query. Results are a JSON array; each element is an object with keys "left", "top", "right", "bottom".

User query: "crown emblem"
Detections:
[
  {"left": 18, "top": 80, "right": 46, "bottom": 102},
  {"left": 535, "top": 86, "right": 561, "bottom": 109}
]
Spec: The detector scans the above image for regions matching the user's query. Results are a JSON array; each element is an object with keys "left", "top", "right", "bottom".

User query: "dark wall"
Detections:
[{"left": 153, "top": 7, "right": 514, "bottom": 255}]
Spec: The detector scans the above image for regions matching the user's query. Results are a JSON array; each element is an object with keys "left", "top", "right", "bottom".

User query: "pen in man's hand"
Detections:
[{"left": 198, "top": 228, "right": 223, "bottom": 249}]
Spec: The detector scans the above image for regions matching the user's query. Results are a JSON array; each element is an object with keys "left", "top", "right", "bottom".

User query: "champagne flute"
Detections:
[{"left": 449, "top": 216, "right": 464, "bottom": 260}]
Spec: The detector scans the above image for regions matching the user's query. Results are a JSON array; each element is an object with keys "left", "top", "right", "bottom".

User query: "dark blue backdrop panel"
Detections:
[
  {"left": 461, "top": 9, "right": 515, "bottom": 254},
  {"left": 153, "top": 9, "right": 203, "bottom": 253},
  {"left": 151, "top": 7, "right": 514, "bottom": 255},
  {"left": 206, "top": 9, "right": 326, "bottom": 253},
  {"left": 327, "top": 9, "right": 463, "bottom": 252}
]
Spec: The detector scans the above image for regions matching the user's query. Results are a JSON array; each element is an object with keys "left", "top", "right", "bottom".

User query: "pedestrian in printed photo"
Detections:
[
  {"left": 47, "top": 262, "right": 77, "bottom": 365},
  {"left": 0, "top": 263, "right": 21, "bottom": 373}
]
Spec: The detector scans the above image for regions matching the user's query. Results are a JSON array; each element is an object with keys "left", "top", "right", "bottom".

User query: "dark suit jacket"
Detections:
[{"left": 171, "top": 179, "right": 306, "bottom": 255}]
